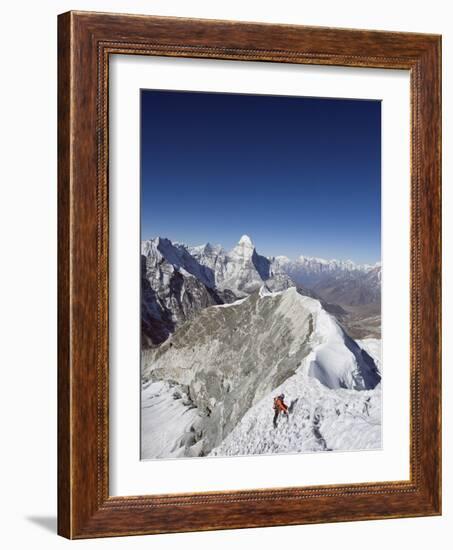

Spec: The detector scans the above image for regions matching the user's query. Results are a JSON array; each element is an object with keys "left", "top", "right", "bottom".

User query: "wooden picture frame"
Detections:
[{"left": 58, "top": 11, "right": 441, "bottom": 539}]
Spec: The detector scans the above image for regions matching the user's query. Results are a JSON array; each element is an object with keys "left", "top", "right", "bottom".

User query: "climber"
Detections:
[
  {"left": 273, "top": 394, "right": 289, "bottom": 428},
  {"left": 363, "top": 397, "right": 371, "bottom": 416}
]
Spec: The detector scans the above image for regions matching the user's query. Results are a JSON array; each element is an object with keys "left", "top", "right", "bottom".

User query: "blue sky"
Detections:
[{"left": 141, "top": 90, "right": 381, "bottom": 264}]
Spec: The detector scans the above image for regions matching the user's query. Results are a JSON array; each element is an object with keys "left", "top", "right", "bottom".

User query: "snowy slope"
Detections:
[
  {"left": 141, "top": 287, "right": 380, "bottom": 458},
  {"left": 210, "top": 366, "right": 381, "bottom": 457},
  {"left": 141, "top": 380, "right": 204, "bottom": 459}
]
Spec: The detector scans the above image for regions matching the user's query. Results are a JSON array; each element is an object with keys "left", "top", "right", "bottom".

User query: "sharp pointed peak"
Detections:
[{"left": 238, "top": 234, "right": 254, "bottom": 247}]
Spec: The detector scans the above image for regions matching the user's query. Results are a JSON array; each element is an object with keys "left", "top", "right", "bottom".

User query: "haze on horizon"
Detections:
[{"left": 141, "top": 90, "right": 381, "bottom": 265}]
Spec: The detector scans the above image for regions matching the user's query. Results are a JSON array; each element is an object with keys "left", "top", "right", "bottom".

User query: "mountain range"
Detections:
[
  {"left": 274, "top": 254, "right": 381, "bottom": 308},
  {"left": 141, "top": 235, "right": 381, "bottom": 347}
]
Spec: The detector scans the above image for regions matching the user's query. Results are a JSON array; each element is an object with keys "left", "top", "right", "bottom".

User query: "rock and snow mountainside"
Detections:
[
  {"left": 141, "top": 235, "right": 295, "bottom": 346},
  {"left": 210, "top": 371, "right": 381, "bottom": 457},
  {"left": 141, "top": 287, "right": 380, "bottom": 459},
  {"left": 141, "top": 238, "right": 225, "bottom": 346},
  {"left": 188, "top": 234, "right": 294, "bottom": 296}
]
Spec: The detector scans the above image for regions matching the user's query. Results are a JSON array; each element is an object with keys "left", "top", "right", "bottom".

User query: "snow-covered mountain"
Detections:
[
  {"left": 141, "top": 234, "right": 382, "bottom": 346},
  {"left": 188, "top": 234, "right": 294, "bottom": 296},
  {"left": 141, "top": 237, "right": 227, "bottom": 347},
  {"left": 141, "top": 287, "right": 380, "bottom": 459},
  {"left": 141, "top": 235, "right": 295, "bottom": 346}
]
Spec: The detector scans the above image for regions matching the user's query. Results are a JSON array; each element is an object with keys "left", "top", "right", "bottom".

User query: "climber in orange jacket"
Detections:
[{"left": 273, "top": 394, "right": 289, "bottom": 428}]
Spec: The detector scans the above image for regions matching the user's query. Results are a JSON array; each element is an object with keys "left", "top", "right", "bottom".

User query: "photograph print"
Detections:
[{"left": 140, "top": 90, "right": 382, "bottom": 460}]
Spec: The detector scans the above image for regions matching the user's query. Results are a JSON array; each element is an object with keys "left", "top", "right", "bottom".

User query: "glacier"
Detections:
[
  {"left": 210, "top": 366, "right": 381, "bottom": 457},
  {"left": 141, "top": 286, "right": 381, "bottom": 459}
]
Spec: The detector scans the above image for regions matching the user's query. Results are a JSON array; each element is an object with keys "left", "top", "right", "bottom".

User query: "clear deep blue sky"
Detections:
[{"left": 141, "top": 90, "right": 381, "bottom": 264}]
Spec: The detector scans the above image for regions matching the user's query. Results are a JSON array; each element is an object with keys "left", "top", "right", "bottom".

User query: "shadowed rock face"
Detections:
[
  {"left": 141, "top": 265, "right": 175, "bottom": 347},
  {"left": 142, "top": 288, "right": 380, "bottom": 457},
  {"left": 252, "top": 248, "right": 271, "bottom": 280},
  {"left": 141, "top": 239, "right": 227, "bottom": 347}
]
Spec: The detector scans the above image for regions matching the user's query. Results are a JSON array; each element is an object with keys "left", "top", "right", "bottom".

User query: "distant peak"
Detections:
[
  {"left": 238, "top": 234, "right": 254, "bottom": 247},
  {"left": 228, "top": 234, "right": 256, "bottom": 259},
  {"left": 201, "top": 242, "right": 217, "bottom": 254},
  {"left": 155, "top": 236, "right": 173, "bottom": 247}
]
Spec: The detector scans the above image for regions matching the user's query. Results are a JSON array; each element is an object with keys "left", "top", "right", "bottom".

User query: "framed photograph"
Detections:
[{"left": 58, "top": 11, "right": 441, "bottom": 538}]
